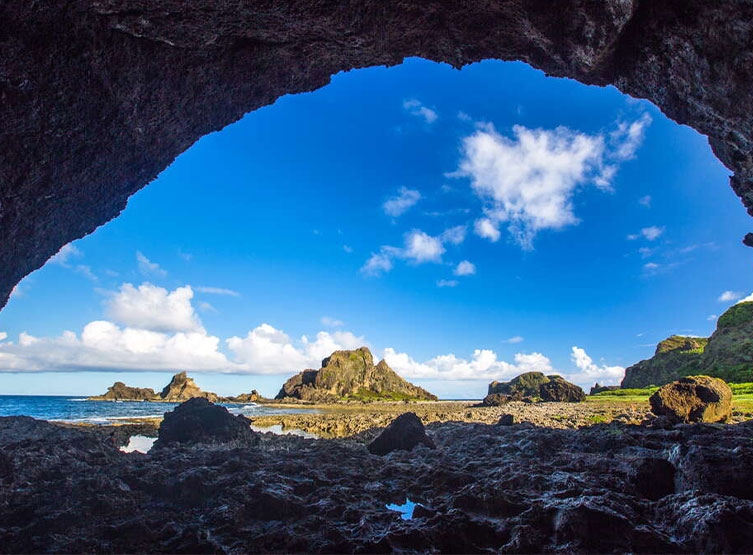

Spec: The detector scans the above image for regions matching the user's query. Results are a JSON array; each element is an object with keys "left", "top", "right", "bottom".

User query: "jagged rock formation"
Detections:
[
  {"left": 622, "top": 302, "right": 753, "bottom": 388},
  {"left": 87, "top": 381, "right": 157, "bottom": 402},
  {"left": 649, "top": 375, "right": 733, "bottom": 423},
  {"left": 485, "top": 372, "right": 585, "bottom": 404},
  {"left": 2, "top": 2, "right": 753, "bottom": 310},
  {"left": 88, "top": 371, "right": 256, "bottom": 403},
  {"left": 159, "top": 372, "right": 218, "bottom": 403},
  {"left": 276, "top": 347, "right": 437, "bottom": 402}
]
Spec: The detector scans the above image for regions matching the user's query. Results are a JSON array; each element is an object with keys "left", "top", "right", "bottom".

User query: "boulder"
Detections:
[
  {"left": 497, "top": 414, "right": 516, "bottom": 426},
  {"left": 88, "top": 381, "right": 157, "bottom": 401},
  {"left": 488, "top": 372, "right": 549, "bottom": 397},
  {"left": 367, "top": 412, "right": 435, "bottom": 456},
  {"left": 482, "top": 393, "right": 518, "bottom": 407},
  {"left": 539, "top": 376, "right": 586, "bottom": 402},
  {"left": 154, "top": 398, "right": 259, "bottom": 448},
  {"left": 649, "top": 376, "right": 732, "bottom": 423},
  {"left": 590, "top": 383, "right": 620, "bottom": 395},
  {"left": 159, "top": 372, "right": 219, "bottom": 403}
]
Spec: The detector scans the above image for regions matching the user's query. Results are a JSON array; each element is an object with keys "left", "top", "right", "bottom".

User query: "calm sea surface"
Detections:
[{"left": 0, "top": 395, "right": 315, "bottom": 424}]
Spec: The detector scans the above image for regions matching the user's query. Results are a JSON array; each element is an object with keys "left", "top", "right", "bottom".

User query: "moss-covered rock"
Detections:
[
  {"left": 487, "top": 372, "right": 585, "bottom": 403},
  {"left": 276, "top": 347, "right": 437, "bottom": 402},
  {"left": 621, "top": 302, "right": 753, "bottom": 388},
  {"left": 649, "top": 375, "right": 732, "bottom": 423}
]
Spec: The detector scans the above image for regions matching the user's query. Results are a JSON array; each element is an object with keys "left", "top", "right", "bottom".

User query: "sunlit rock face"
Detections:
[{"left": 2, "top": 0, "right": 752, "bottom": 309}]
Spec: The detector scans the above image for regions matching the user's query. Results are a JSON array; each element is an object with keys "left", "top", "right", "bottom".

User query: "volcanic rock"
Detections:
[
  {"left": 590, "top": 383, "right": 620, "bottom": 395},
  {"left": 154, "top": 398, "right": 258, "bottom": 448},
  {"left": 632, "top": 458, "right": 676, "bottom": 500},
  {"left": 488, "top": 372, "right": 585, "bottom": 403},
  {"left": 649, "top": 375, "right": 732, "bottom": 423},
  {"left": 2, "top": 2, "right": 753, "bottom": 314},
  {"left": 159, "top": 371, "right": 218, "bottom": 403},
  {"left": 367, "top": 412, "right": 435, "bottom": 456},
  {"left": 88, "top": 381, "right": 158, "bottom": 402},
  {"left": 276, "top": 347, "right": 437, "bottom": 402}
]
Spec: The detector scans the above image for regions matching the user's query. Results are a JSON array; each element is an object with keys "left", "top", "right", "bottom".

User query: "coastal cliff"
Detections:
[
  {"left": 621, "top": 302, "right": 753, "bottom": 388},
  {"left": 276, "top": 347, "right": 437, "bottom": 402}
]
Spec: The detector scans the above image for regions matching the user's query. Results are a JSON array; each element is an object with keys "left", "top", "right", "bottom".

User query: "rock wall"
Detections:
[{"left": 2, "top": 1, "right": 753, "bottom": 308}]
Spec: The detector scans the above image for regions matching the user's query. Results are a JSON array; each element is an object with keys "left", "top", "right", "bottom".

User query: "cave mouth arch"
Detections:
[
  {"left": 0, "top": 56, "right": 749, "bottom": 399},
  {"left": 1, "top": 1, "right": 752, "bottom": 312}
]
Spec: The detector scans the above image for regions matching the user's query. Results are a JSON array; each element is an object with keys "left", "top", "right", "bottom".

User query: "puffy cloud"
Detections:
[
  {"left": 195, "top": 286, "right": 240, "bottom": 297},
  {"left": 383, "top": 187, "right": 421, "bottom": 217},
  {"left": 437, "top": 279, "right": 459, "bottom": 288},
  {"left": 569, "top": 347, "right": 624, "bottom": 386},
  {"left": 474, "top": 218, "right": 501, "bottom": 242},
  {"left": 454, "top": 261, "right": 476, "bottom": 276},
  {"left": 720, "top": 290, "right": 743, "bottom": 302},
  {"left": 403, "top": 99, "right": 438, "bottom": 124},
  {"left": 362, "top": 227, "right": 463, "bottom": 275},
  {"left": 0, "top": 323, "right": 230, "bottom": 372},
  {"left": 455, "top": 117, "right": 650, "bottom": 249},
  {"left": 105, "top": 283, "right": 202, "bottom": 333},
  {"left": 737, "top": 292, "right": 753, "bottom": 304},
  {"left": 136, "top": 251, "right": 167, "bottom": 278},
  {"left": 404, "top": 230, "right": 445, "bottom": 263},
  {"left": 226, "top": 324, "right": 366, "bottom": 374},
  {"left": 383, "top": 348, "right": 553, "bottom": 381}
]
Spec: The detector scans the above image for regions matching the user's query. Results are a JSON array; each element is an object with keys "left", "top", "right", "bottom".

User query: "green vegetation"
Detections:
[
  {"left": 587, "top": 414, "right": 611, "bottom": 424},
  {"left": 717, "top": 301, "right": 753, "bottom": 328},
  {"left": 656, "top": 335, "right": 708, "bottom": 354},
  {"left": 592, "top": 387, "right": 659, "bottom": 397}
]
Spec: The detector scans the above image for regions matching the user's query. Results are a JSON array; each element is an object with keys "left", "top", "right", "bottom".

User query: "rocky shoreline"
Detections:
[{"left": 1, "top": 410, "right": 753, "bottom": 553}]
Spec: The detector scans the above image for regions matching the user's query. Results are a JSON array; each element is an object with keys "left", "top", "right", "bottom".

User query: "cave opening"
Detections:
[{"left": 0, "top": 57, "right": 749, "bottom": 400}]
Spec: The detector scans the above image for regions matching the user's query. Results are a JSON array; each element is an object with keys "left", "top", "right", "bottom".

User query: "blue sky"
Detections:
[{"left": 0, "top": 58, "right": 750, "bottom": 399}]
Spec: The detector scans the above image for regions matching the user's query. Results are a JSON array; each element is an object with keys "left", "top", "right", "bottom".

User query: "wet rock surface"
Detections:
[
  {"left": 155, "top": 398, "right": 259, "bottom": 448},
  {"left": 2, "top": 1, "right": 753, "bottom": 309},
  {"left": 1, "top": 414, "right": 753, "bottom": 552}
]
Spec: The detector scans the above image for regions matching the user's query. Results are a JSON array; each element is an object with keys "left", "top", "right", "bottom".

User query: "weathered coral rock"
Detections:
[
  {"left": 2, "top": 1, "right": 753, "bottom": 310},
  {"left": 367, "top": 412, "right": 435, "bottom": 455},
  {"left": 277, "top": 347, "right": 436, "bottom": 402},
  {"left": 159, "top": 371, "right": 218, "bottom": 403},
  {"left": 649, "top": 375, "right": 732, "bottom": 423},
  {"left": 154, "top": 397, "right": 258, "bottom": 448},
  {"left": 488, "top": 372, "right": 585, "bottom": 403}
]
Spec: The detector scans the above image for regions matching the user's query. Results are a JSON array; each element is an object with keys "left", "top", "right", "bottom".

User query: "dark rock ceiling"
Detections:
[{"left": 1, "top": 0, "right": 752, "bottom": 309}]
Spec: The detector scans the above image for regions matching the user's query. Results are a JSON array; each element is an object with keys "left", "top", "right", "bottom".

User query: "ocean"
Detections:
[{"left": 0, "top": 395, "right": 316, "bottom": 424}]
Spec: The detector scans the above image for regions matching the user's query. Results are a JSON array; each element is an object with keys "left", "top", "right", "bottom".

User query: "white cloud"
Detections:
[
  {"left": 437, "top": 279, "right": 459, "bottom": 288},
  {"left": 440, "top": 225, "right": 467, "bottom": 245},
  {"left": 638, "top": 247, "right": 654, "bottom": 258},
  {"left": 49, "top": 243, "right": 82, "bottom": 266},
  {"left": 737, "top": 292, "right": 753, "bottom": 304},
  {"left": 383, "top": 187, "right": 421, "bottom": 217},
  {"left": 384, "top": 348, "right": 553, "bottom": 381},
  {"left": 642, "top": 262, "right": 660, "bottom": 275},
  {"left": 719, "top": 290, "right": 743, "bottom": 302},
  {"left": 639, "top": 195, "right": 652, "bottom": 207},
  {"left": 321, "top": 316, "right": 344, "bottom": 328},
  {"left": 404, "top": 230, "right": 445, "bottom": 263},
  {"left": 474, "top": 218, "right": 501, "bottom": 242},
  {"left": 362, "top": 228, "right": 461, "bottom": 275},
  {"left": 105, "top": 283, "right": 202, "bottom": 333},
  {"left": 403, "top": 99, "right": 438, "bottom": 124},
  {"left": 503, "top": 336, "right": 524, "bottom": 344},
  {"left": 226, "top": 324, "right": 366, "bottom": 374},
  {"left": 136, "top": 251, "right": 167, "bottom": 278},
  {"left": 569, "top": 347, "right": 624, "bottom": 386},
  {"left": 195, "top": 286, "right": 240, "bottom": 297},
  {"left": 343, "top": 245, "right": 354, "bottom": 254},
  {"left": 627, "top": 234, "right": 639, "bottom": 241},
  {"left": 454, "top": 261, "right": 476, "bottom": 276},
  {"left": 610, "top": 113, "right": 652, "bottom": 161},
  {"left": 640, "top": 226, "right": 664, "bottom": 241},
  {"left": 455, "top": 117, "right": 650, "bottom": 249},
  {"left": 707, "top": 314, "right": 718, "bottom": 321},
  {"left": 0, "top": 332, "right": 6, "bottom": 342},
  {"left": 198, "top": 301, "right": 217, "bottom": 313}
]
